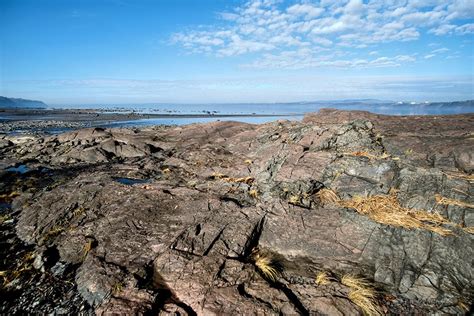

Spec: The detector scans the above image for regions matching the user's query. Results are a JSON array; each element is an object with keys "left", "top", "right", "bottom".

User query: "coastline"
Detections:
[
  {"left": 0, "top": 107, "right": 304, "bottom": 134},
  {"left": 2, "top": 102, "right": 474, "bottom": 134}
]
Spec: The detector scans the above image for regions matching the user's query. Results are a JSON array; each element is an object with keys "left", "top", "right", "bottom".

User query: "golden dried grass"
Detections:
[
  {"left": 225, "top": 176, "right": 255, "bottom": 185},
  {"left": 72, "top": 207, "right": 85, "bottom": 218},
  {"left": 435, "top": 194, "right": 474, "bottom": 209},
  {"left": 463, "top": 226, "right": 474, "bottom": 234},
  {"left": 83, "top": 239, "right": 93, "bottom": 260},
  {"left": 317, "top": 188, "right": 341, "bottom": 205},
  {"left": 0, "top": 191, "right": 20, "bottom": 200},
  {"left": 251, "top": 249, "right": 283, "bottom": 282},
  {"left": 341, "top": 274, "right": 373, "bottom": 290},
  {"left": 315, "top": 271, "right": 331, "bottom": 286},
  {"left": 339, "top": 192, "right": 454, "bottom": 236},
  {"left": 344, "top": 151, "right": 390, "bottom": 160},
  {"left": 255, "top": 256, "right": 280, "bottom": 282},
  {"left": 210, "top": 173, "right": 255, "bottom": 185},
  {"left": 42, "top": 225, "right": 66, "bottom": 241},
  {"left": 0, "top": 270, "right": 7, "bottom": 285},
  {"left": 349, "top": 288, "right": 381, "bottom": 316},
  {"left": 288, "top": 194, "right": 301, "bottom": 205},
  {"left": 341, "top": 274, "right": 382, "bottom": 316},
  {"left": 442, "top": 171, "right": 474, "bottom": 183},
  {"left": 457, "top": 299, "right": 470, "bottom": 312},
  {"left": 0, "top": 214, "right": 11, "bottom": 224},
  {"left": 249, "top": 189, "right": 259, "bottom": 198},
  {"left": 1, "top": 252, "right": 35, "bottom": 287}
]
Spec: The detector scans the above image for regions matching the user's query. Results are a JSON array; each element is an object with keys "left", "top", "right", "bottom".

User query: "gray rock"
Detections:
[
  {"left": 2, "top": 110, "right": 473, "bottom": 315},
  {"left": 454, "top": 149, "right": 474, "bottom": 173},
  {"left": 0, "top": 138, "right": 13, "bottom": 149}
]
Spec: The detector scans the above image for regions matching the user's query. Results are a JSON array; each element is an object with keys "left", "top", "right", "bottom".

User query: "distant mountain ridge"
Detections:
[
  {"left": 295, "top": 99, "right": 473, "bottom": 106},
  {"left": 253, "top": 99, "right": 473, "bottom": 107},
  {"left": 0, "top": 96, "right": 47, "bottom": 109},
  {"left": 423, "top": 100, "right": 473, "bottom": 107}
]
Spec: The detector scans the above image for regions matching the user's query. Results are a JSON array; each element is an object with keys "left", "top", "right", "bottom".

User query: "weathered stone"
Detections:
[
  {"left": 2, "top": 110, "right": 473, "bottom": 315},
  {"left": 0, "top": 138, "right": 13, "bottom": 149},
  {"left": 454, "top": 149, "right": 474, "bottom": 173}
]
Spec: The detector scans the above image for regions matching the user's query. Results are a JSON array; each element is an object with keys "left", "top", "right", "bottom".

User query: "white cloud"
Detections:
[
  {"left": 217, "top": 35, "right": 275, "bottom": 56},
  {"left": 431, "top": 47, "right": 449, "bottom": 53},
  {"left": 243, "top": 52, "right": 417, "bottom": 70},
  {"left": 455, "top": 23, "right": 474, "bottom": 34},
  {"left": 310, "top": 36, "right": 333, "bottom": 46},
  {"left": 401, "top": 11, "right": 446, "bottom": 26},
  {"left": 429, "top": 22, "right": 474, "bottom": 35},
  {"left": 219, "top": 12, "right": 240, "bottom": 21},
  {"left": 311, "top": 20, "right": 351, "bottom": 35},
  {"left": 424, "top": 54, "right": 436, "bottom": 59},
  {"left": 287, "top": 4, "right": 324, "bottom": 18},
  {"left": 171, "top": 0, "right": 474, "bottom": 69},
  {"left": 395, "top": 55, "right": 417, "bottom": 62},
  {"left": 344, "top": 0, "right": 365, "bottom": 16},
  {"left": 446, "top": 0, "right": 474, "bottom": 20}
]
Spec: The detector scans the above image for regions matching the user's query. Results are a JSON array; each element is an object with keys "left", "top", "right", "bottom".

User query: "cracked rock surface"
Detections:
[{"left": 1, "top": 109, "right": 473, "bottom": 315}]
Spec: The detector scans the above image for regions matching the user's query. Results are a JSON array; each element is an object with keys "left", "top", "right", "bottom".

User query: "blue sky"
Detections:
[{"left": 0, "top": 0, "right": 473, "bottom": 104}]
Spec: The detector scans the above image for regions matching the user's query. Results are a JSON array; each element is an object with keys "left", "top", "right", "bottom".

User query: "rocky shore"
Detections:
[
  {"left": 0, "top": 108, "right": 297, "bottom": 134},
  {"left": 0, "top": 108, "right": 148, "bottom": 134},
  {"left": 0, "top": 109, "right": 473, "bottom": 315}
]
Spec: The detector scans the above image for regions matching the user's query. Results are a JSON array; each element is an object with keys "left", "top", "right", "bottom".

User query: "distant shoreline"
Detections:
[
  {"left": 0, "top": 107, "right": 302, "bottom": 119},
  {"left": 1, "top": 102, "right": 473, "bottom": 135},
  {"left": 0, "top": 107, "right": 304, "bottom": 134}
]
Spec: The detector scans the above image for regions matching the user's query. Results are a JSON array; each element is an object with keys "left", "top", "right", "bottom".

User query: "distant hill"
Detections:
[
  {"left": 0, "top": 96, "right": 47, "bottom": 109},
  {"left": 426, "top": 100, "right": 473, "bottom": 107},
  {"left": 308, "top": 99, "right": 474, "bottom": 107}
]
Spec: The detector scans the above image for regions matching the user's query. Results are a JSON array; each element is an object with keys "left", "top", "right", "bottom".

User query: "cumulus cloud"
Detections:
[
  {"left": 445, "top": 0, "right": 474, "bottom": 20},
  {"left": 171, "top": 0, "right": 474, "bottom": 69},
  {"left": 287, "top": 4, "right": 324, "bottom": 18},
  {"left": 429, "top": 23, "right": 474, "bottom": 35}
]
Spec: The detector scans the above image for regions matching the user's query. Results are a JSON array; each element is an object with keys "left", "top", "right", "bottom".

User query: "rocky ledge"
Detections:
[{"left": 0, "top": 109, "right": 473, "bottom": 315}]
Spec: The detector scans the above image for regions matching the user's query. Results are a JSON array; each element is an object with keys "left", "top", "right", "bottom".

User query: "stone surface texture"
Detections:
[{"left": 1, "top": 109, "right": 473, "bottom": 315}]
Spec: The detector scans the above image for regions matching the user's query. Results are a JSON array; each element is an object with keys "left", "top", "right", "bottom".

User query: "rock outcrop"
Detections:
[{"left": 1, "top": 109, "right": 473, "bottom": 314}]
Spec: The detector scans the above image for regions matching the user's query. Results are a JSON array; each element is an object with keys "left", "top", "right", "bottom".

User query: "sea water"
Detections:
[{"left": 49, "top": 100, "right": 474, "bottom": 128}]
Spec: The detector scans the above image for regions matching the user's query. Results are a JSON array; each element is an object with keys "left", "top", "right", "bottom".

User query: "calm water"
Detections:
[
  {"left": 49, "top": 101, "right": 474, "bottom": 128},
  {"left": 98, "top": 115, "right": 304, "bottom": 128},
  {"left": 52, "top": 101, "right": 474, "bottom": 116}
]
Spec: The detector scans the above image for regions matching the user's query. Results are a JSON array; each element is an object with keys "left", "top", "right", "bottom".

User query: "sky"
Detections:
[{"left": 0, "top": 0, "right": 473, "bottom": 104}]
